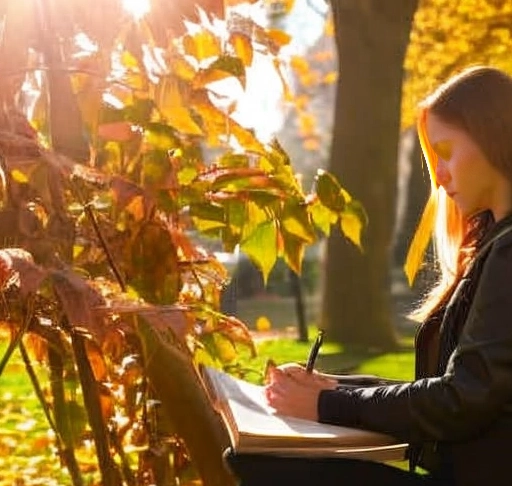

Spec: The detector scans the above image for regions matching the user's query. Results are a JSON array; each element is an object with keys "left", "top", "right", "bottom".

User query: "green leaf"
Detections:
[
  {"left": 190, "top": 203, "right": 226, "bottom": 232},
  {"left": 218, "top": 152, "right": 250, "bottom": 168},
  {"left": 240, "top": 201, "right": 270, "bottom": 241},
  {"left": 177, "top": 166, "right": 198, "bottom": 185},
  {"left": 241, "top": 221, "right": 278, "bottom": 284},
  {"left": 309, "top": 199, "right": 337, "bottom": 236},
  {"left": 193, "top": 53, "right": 247, "bottom": 89},
  {"left": 281, "top": 201, "right": 316, "bottom": 244},
  {"left": 142, "top": 152, "right": 170, "bottom": 188},
  {"left": 206, "top": 55, "right": 246, "bottom": 85},
  {"left": 144, "top": 123, "right": 179, "bottom": 151}
]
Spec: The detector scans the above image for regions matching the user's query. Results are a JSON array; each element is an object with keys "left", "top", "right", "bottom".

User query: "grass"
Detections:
[
  {"left": 0, "top": 320, "right": 416, "bottom": 484},
  {"left": 0, "top": 348, "right": 72, "bottom": 486},
  {"left": 240, "top": 326, "right": 415, "bottom": 383}
]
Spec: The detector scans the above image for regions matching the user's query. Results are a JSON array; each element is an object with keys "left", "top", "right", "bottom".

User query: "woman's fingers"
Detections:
[{"left": 264, "top": 378, "right": 320, "bottom": 421}]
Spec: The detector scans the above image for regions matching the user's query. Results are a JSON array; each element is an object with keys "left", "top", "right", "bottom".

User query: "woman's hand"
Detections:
[{"left": 264, "top": 363, "right": 338, "bottom": 421}]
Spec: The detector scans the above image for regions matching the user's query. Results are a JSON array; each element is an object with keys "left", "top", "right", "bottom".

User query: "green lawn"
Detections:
[
  {"left": 0, "top": 323, "right": 415, "bottom": 484},
  {"left": 240, "top": 326, "right": 415, "bottom": 383}
]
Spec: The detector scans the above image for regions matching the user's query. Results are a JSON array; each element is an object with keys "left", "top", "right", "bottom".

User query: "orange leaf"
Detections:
[
  {"left": 215, "top": 315, "right": 256, "bottom": 356},
  {"left": 229, "top": 32, "right": 254, "bottom": 66},
  {"left": 182, "top": 30, "right": 221, "bottom": 62},
  {"left": 98, "top": 121, "right": 137, "bottom": 142}
]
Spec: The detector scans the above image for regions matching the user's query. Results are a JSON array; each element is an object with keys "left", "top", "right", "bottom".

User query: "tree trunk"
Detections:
[
  {"left": 322, "top": 0, "right": 419, "bottom": 350},
  {"left": 137, "top": 318, "right": 236, "bottom": 486}
]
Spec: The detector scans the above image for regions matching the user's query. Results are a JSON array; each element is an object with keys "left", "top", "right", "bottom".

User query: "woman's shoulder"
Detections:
[{"left": 490, "top": 226, "right": 512, "bottom": 251}]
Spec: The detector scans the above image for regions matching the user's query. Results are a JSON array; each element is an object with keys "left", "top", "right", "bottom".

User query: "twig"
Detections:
[
  {"left": 83, "top": 203, "right": 127, "bottom": 292},
  {"left": 0, "top": 297, "right": 34, "bottom": 377}
]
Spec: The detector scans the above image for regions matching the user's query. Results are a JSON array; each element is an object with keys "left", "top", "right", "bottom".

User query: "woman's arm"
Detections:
[
  {"left": 317, "top": 239, "right": 512, "bottom": 443},
  {"left": 267, "top": 238, "right": 512, "bottom": 444},
  {"left": 321, "top": 372, "right": 406, "bottom": 388}
]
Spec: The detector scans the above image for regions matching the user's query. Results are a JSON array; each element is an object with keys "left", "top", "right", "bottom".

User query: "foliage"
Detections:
[
  {"left": 0, "top": 331, "right": 414, "bottom": 484},
  {"left": 403, "top": 0, "right": 512, "bottom": 128},
  {"left": 0, "top": 1, "right": 365, "bottom": 485}
]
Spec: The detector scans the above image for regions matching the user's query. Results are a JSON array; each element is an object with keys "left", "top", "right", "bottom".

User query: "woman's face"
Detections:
[{"left": 426, "top": 112, "right": 512, "bottom": 221}]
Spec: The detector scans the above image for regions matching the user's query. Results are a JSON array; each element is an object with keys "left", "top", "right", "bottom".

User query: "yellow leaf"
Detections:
[
  {"left": 229, "top": 32, "right": 254, "bottom": 66},
  {"left": 125, "top": 195, "right": 146, "bottom": 222},
  {"left": 10, "top": 169, "right": 28, "bottom": 183},
  {"left": 213, "top": 333, "right": 237, "bottom": 363},
  {"left": 282, "top": 231, "right": 306, "bottom": 275},
  {"left": 168, "top": 107, "right": 204, "bottom": 136},
  {"left": 156, "top": 77, "right": 204, "bottom": 135},
  {"left": 172, "top": 57, "right": 197, "bottom": 81},
  {"left": 323, "top": 71, "right": 338, "bottom": 84},
  {"left": 266, "top": 28, "right": 292, "bottom": 48},
  {"left": 256, "top": 316, "right": 272, "bottom": 332},
  {"left": 120, "top": 51, "right": 139, "bottom": 69},
  {"left": 340, "top": 211, "right": 364, "bottom": 249},
  {"left": 241, "top": 221, "right": 278, "bottom": 284},
  {"left": 182, "top": 30, "right": 221, "bottom": 62},
  {"left": 290, "top": 55, "right": 310, "bottom": 75}
]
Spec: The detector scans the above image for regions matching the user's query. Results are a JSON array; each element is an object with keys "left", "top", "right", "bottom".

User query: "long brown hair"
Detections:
[{"left": 406, "top": 66, "right": 512, "bottom": 320}]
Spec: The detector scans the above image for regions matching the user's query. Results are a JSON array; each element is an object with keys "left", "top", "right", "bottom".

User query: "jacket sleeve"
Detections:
[
  {"left": 321, "top": 372, "right": 405, "bottom": 388},
  {"left": 318, "top": 239, "right": 512, "bottom": 444}
]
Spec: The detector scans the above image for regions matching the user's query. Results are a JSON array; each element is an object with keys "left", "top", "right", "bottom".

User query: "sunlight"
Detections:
[{"left": 122, "top": 0, "right": 151, "bottom": 20}]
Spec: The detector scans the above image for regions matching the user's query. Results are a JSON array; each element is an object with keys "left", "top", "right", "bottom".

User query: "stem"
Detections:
[
  {"left": 0, "top": 299, "right": 33, "bottom": 377},
  {"left": 70, "top": 326, "right": 122, "bottom": 486},
  {"left": 110, "top": 428, "right": 137, "bottom": 486},
  {"left": 19, "top": 341, "right": 60, "bottom": 436},
  {"left": 83, "top": 203, "right": 127, "bottom": 292},
  {"left": 47, "top": 346, "right": 85, "bottom": 486}
]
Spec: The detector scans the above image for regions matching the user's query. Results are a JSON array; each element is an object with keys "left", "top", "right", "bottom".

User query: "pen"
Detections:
[{"left": 305, "top": 330, "right": 324, "bottom": 373}]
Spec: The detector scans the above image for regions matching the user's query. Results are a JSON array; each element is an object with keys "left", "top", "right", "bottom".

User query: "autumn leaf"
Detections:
[
  {"left": 315, "top": 169, "right": 347, "bottom": 212},
  {"left": 255, "top": 315, "right": 272, "bottom": 331},
  {"left": 281, "top": 201, "right": 316, "bottom": 244},
  {"left": 212, "top": 333, "right": 237, "bottom": 362},
  {"left": 213, "top": 314, "right": 256, "bottom": 357},
  {"left": 98, "top": 121, "right": 137, "bottom": 142},
  {"left": 225, "top": 0, "right": 259, "bottom": 5},
  {"left": 241, "top": 221, "right": 278, "bottom": 284},
  {"left": 281, "top": 230, "right": 306, "bottom": 276},
  {"left": 155, "top": 77, "right": 204, "bottom": 135},
  {"left": 309, "top": 198, "right": 337, "bottom": 236},
  {"left": 340, "top": 199, "right": 368, "bottom": 250},
  {"left": 10, "top": 168, "right": 29, "bottom": 183},
  {"left": 182, "top": 29, "right": 221, "bottom": 62},
  {"left": 194, "top": 55, "right": 246, "bottom": 89},
  {"left": 229, "top": 32, "right": 254, "bottom": 66},
  {"left": 266, "top": 29, "right": 292, "bottom": 48}
]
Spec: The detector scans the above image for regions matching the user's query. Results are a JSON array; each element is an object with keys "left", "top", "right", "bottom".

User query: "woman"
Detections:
[{"left": 226, "top": 66, "right": 512, "bottom": 485}]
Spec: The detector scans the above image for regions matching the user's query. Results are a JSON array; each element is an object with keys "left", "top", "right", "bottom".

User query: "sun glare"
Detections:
[{"left": 122, "top": 0, "right": 151, "bottom": 20}]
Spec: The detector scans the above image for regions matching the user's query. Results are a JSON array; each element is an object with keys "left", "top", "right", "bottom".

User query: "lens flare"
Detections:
[{"left": 122, "top": 0, "right": 150, "bottom": 20}]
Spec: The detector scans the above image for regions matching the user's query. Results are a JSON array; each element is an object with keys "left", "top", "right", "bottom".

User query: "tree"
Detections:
[
  {"left": 403, "top": 0, "right": 512, "bottom": 131},
  {"left": 321, "top": 0, "right": 419, "bottom": 350},
  {"left": 0, "top": 0, "right": 363, "bottom": 484}
]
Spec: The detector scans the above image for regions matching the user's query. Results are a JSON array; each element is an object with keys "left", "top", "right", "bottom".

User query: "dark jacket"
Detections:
[{"left": 318, "top": 214, "right": 512, "bottom": 485}]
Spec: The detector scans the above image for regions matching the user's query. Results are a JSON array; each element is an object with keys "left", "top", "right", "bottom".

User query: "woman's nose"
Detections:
[{"left": 435, "top": 159, "right": 451, "bottom": 187}]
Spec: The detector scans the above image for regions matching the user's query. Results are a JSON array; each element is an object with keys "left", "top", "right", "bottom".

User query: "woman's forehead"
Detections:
[{"left": 425, "top": 112, "right": 463, "bottom": 143}]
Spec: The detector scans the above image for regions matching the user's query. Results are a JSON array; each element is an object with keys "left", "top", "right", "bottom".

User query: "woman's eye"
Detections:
[{"left": 434, "top": 141, "right": 452, "bottom": 161}]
